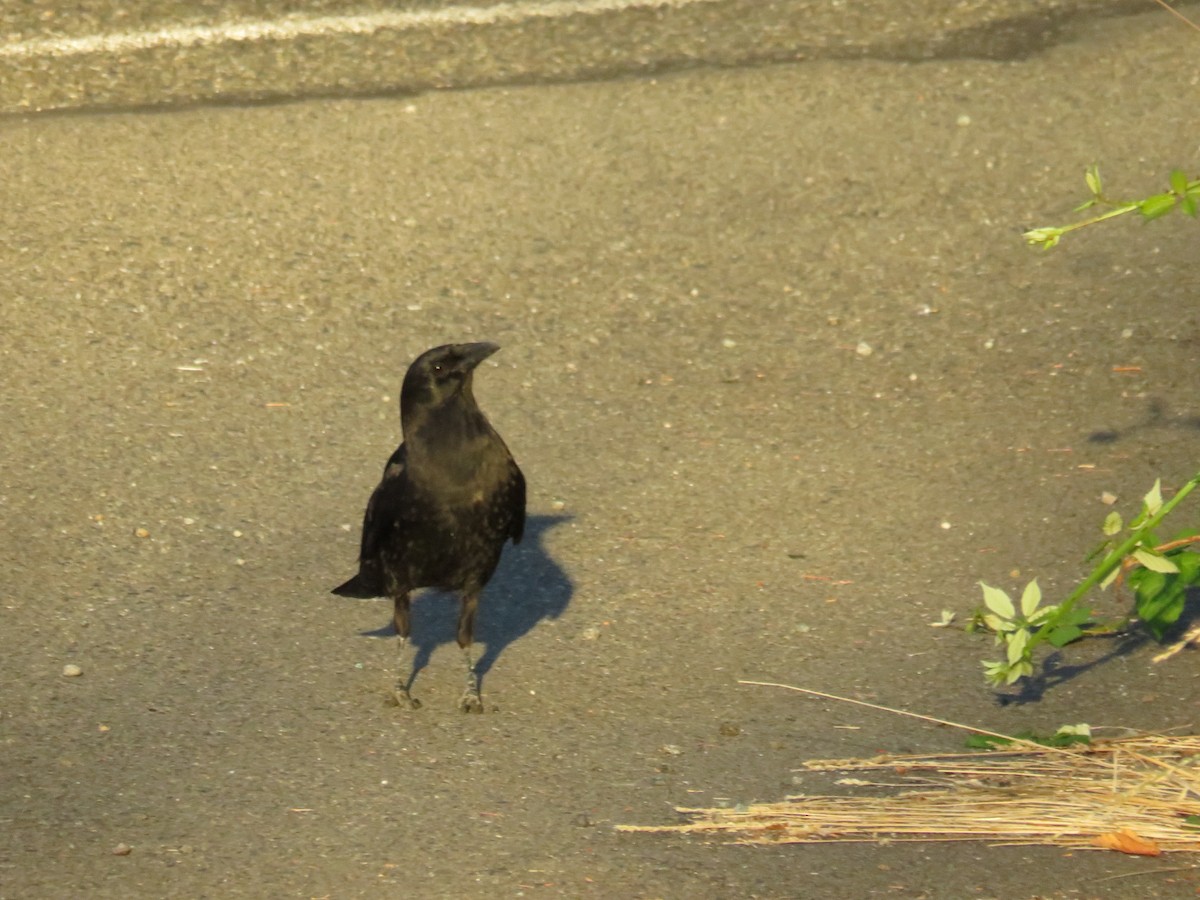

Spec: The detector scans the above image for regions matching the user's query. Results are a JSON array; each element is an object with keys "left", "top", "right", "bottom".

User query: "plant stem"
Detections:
[
  {"left": 1061, "top": 202, "right": 1139, "bottom": 236},
  {"left": 1027, "top": 471, "right": 1200, "bottom": 652}
]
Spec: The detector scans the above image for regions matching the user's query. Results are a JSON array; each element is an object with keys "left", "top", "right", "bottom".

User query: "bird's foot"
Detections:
[
  {"left": 388, "top": 687, "right": 422, "bottom": 710},
  {"left": 459, "top": 688, "right": 484, "bottom": 714}
]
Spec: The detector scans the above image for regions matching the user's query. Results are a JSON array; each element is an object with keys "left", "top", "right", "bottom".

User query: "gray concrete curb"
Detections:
[{"left": 0, "top": 0, "right": 1152, "bottom": 115}]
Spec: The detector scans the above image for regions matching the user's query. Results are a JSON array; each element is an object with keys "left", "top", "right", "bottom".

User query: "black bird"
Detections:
[{"left": 332, "top": 342, "right": 525, "bottom": 712}]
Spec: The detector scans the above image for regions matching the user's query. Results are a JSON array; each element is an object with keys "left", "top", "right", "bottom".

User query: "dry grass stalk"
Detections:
[
  {"left": 618, "top": 735, "right": 1200, "bottom": 853},
  {"left": 616, "top": 683, "right": 1200, "bottom": 854}
]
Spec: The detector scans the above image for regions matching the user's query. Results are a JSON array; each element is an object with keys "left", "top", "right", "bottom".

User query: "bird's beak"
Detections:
[{"left": 460, "top": 342, "right": 501, "bottom": 369}]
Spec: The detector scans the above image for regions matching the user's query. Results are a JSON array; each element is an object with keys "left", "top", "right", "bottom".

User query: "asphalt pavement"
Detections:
[{"left": 2, "top": 2, "right": 1199, "bottom": 898}]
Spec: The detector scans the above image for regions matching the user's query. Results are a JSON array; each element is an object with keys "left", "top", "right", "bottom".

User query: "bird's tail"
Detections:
[{"left": 331, "top": 570, "right": 383, "bottom": 598}]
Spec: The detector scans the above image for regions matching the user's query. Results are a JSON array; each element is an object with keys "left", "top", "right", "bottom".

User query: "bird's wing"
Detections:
[
  {"left": 507, "top": 461, "right": 526, "bottom": 545},
  {"left": 331, "top": 443, "right": 408, "bottom": 597},
  {"left": 360, "top": 442, "right": 408, "bottom": 563}
]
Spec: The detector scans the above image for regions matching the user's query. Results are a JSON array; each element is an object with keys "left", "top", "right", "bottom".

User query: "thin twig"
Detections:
[
  {"left": 737, "top": 681, "right": 1064, "bottom": 753},
  {"left": 1151, "top": 0, "right": 1200, "bottom": 33}
]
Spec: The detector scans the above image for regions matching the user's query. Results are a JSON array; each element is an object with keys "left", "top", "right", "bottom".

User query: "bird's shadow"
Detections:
[
  {"left": 1086, "top": 396, "right": 1200, "bottom": 445},
  {"left": 358, "top": 514, "right": 574, "bottom": 691}
]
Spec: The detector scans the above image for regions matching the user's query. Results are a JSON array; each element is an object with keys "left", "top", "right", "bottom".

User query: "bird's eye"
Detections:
[{"left": 432, "top": 364, "right": 443, "bottom": 374}]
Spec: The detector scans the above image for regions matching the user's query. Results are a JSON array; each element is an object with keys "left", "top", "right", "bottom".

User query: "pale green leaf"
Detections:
[
  {"left": 1022, "top": 227, "right": 1062, "bottom": 248},
  {"left": 930, "top": 610, "right": 956, "bottom": 628},
  {"left": 981, "top": 613, "right": 1008, "bottom": 632},
  {"left": 1134, "top": 547, "right": 1179, "bottom": 574},
  {"left": 1020, "top": 579, "right": 1042, "bottom": 617},
  {"left": 1143, "top": 479, "right": 1164, "bottom": 517},
  {"left": 982, "top": 660, "right": 1007, "bottom": 685},
  {"left": 1006, "top": 628, "right": 1029, "bottom": 665},
  {"left": 1005, "top": 660, "right": 1031, "bottom": 685},
  {"left": 1102, "top": 511, "right": 1122, "bottom": 536},
  {"left": 1085, "top": 165, "right": 1102, "bottom": 196},
  {"left": 1028, "top": 602, "right": 1059, "bottom": 625},
  {"left": 980, "top": 582, "right": 1015, "bottom": 619}
]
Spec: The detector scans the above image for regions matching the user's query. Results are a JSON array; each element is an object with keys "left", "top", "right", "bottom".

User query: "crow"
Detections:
[{"left": 332, "top": 342, "right": 525, "bottom": 712}]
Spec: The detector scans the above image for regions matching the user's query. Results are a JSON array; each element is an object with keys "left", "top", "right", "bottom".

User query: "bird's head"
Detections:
[{"left": 400, "top": 342, "right": 500, "bottom": 421}]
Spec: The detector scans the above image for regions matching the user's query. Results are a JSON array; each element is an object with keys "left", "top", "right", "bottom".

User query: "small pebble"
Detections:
[
  {"left": 62, "top": 664, "right": 83, "bottom": 677},
  {"left": 855, "top": 341, "right": 873, "bottom": 357},
  {"left": 134, "top": 527, "right": 150, "bottom": 538},
  {"left": 112, "top": 843, "right": 132, "bottom": 856}
]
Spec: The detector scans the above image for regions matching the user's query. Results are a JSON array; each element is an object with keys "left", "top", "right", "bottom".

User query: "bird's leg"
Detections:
[
  {"left": 392, "top": 591, "right": 421, "bottom": 710},
  {"left": 459, "top": 644, "right": 482, "bottom": 713},
  {"left": 457, "top": 591, "right": 484, "bottom": 713}
]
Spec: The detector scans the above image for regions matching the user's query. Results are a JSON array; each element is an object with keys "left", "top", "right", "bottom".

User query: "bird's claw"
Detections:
[
  {"left": 459, "top": 690, "right": 484, "bottom": 714},
  {"left": 390, "top": 688, "right": 422, "bottom": 710}
]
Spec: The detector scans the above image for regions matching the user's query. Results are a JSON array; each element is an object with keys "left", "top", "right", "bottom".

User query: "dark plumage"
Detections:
[{"left": 332, "top": 342, "right": 525, "bottom": 712}]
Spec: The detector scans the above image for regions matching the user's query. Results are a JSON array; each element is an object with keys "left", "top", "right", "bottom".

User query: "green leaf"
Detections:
[
  {"left": 1046, "top": 624, "right": 1083, "bottom": 647},
  {"left": 1176, "top": 550, "right": 1200, "bottom": 581},
  {"left": 980, "top": 582, "right": 1015, "bottom": 619},
  {"left": 1130, "top": 567, "right": 1166, "bottom": 602},
  {"left": 1134, "top": 547, "right": 1180, "bottom": 574},
  {"left": 1182, "top": 194, "right": 1198, "bottom": 218},
  {"left": 1137, "top": 580, "right": 1187, "bottom": 639},
  {"left": 1139, "top": 193, "right": 1177, "bottom": 219},
  {"left": 1085, "top": 165, "right": 1102, "bottom": 196},
  {"left": 1143, "top": 597, "right": 1186, "bottom": 640},
  {"left": 970, "top": 728, "right": 1090, "bottom": 750},
  {"left": 1057, "top": 608, "right": 1094, "bottom": 627},
  {"left": 1169, "top": 169, "right": 1189, "bottom": 195},
  {"left": 966, "top": 732, "right": 1010, "bottom": 749},
  {"left": 1102, "top": 511, "right": 1122, "bottom": 536}
]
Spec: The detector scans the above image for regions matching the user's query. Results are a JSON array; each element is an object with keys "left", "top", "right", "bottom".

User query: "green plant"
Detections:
[
  {"left": 976, "top": 474, "right": 1200, "bottom": 687},
  {"left": 965, "top": 723, "right": 1092, "bottom": 751},
  {"left": 1023, "top": 166, "right": 1199, "bottom": 249}
]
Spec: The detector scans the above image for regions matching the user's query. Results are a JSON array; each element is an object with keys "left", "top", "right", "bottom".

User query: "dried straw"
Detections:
[{"left": 616, "top": 684, "right": 1200, "bottom": 854}]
